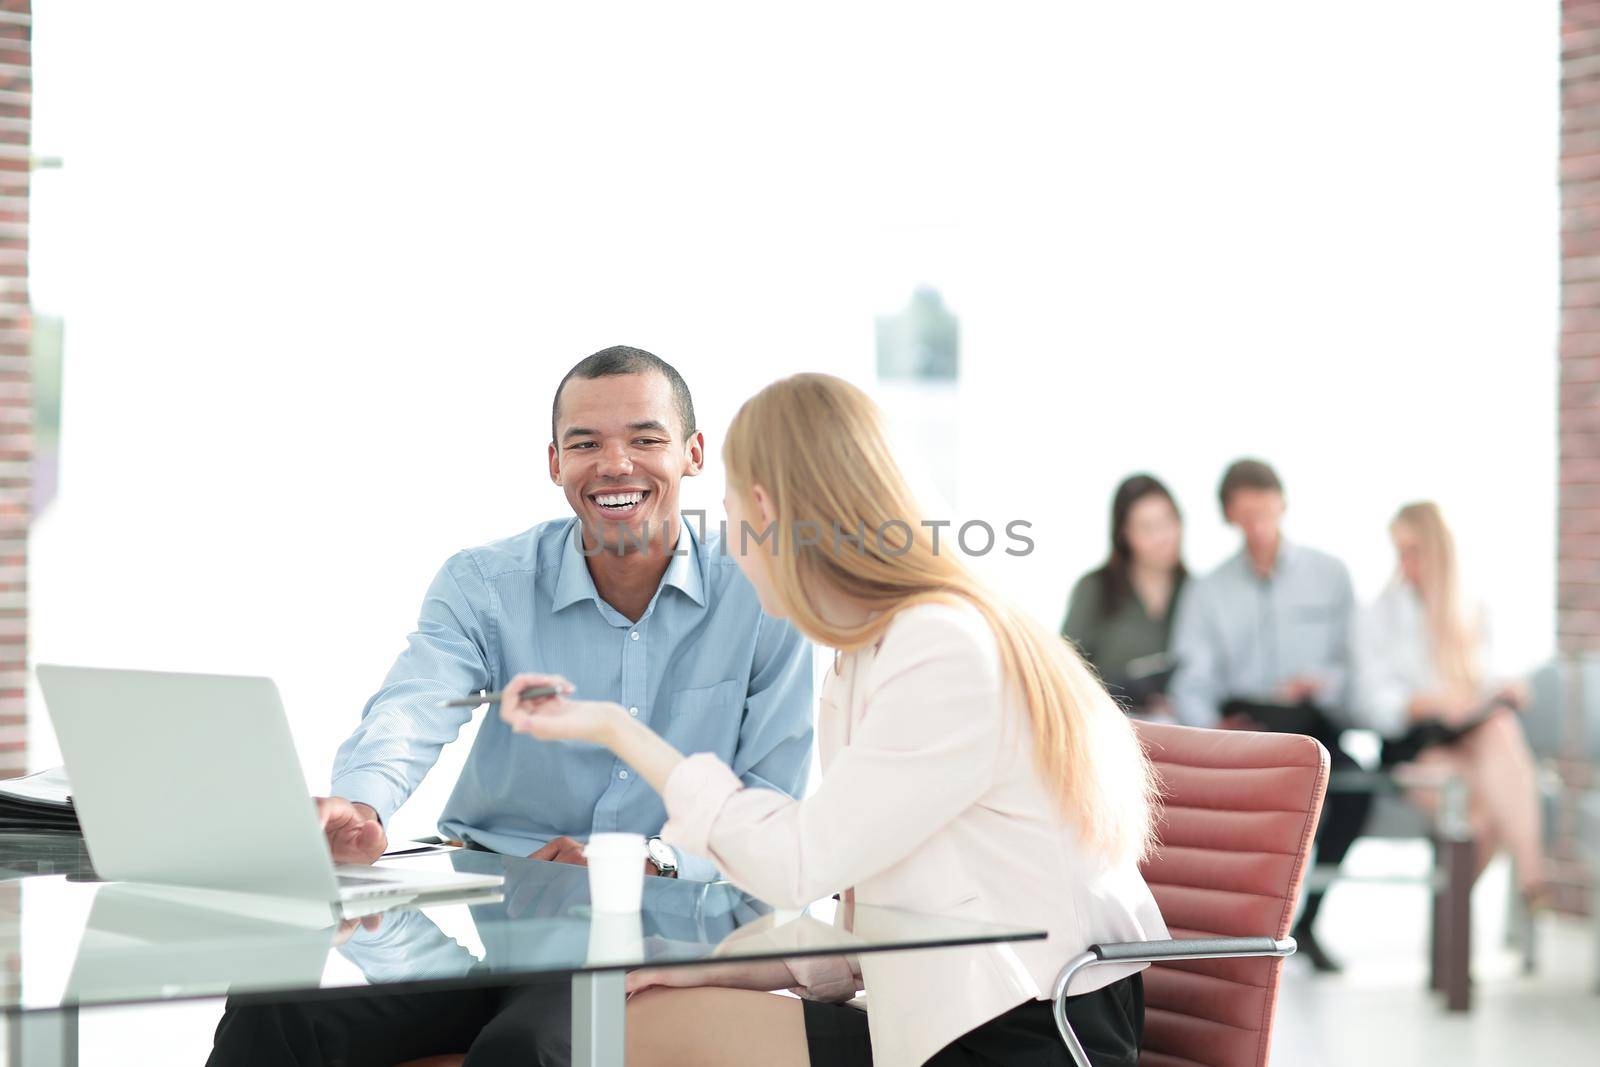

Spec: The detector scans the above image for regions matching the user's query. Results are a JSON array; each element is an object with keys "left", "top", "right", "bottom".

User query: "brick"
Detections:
[
  {"left": 1560, "top": 332, "right": 1600, "bottom": 359},
  {"left": 1566, "top": 226, "right": 1600, "bottom": 263},
  {"left": 1564, "top": 281, "right": 1600, "bottom": 307},
  {"left": 1559, "top": 582, "right": 1600, "bottom": 611},
  {"left": 1561, "top": 457, "right": 1600, "bottom": 484},
  {"left": 1563, "top": 152, "right": 1600, "bottom": 185},
  {"left": 1568, "top": 0, "right": 1600, "bottom": 23},
  {"left": 1563, "top": 305, "right": 1600, "bottom": 333},
  {"left": 1559, "top": 530, "right": 1600, "bottom": 558},
  {"left": 1563, "top": 23, "right": 1600, "bottom": 59},
  {"left": 1561, "top": 378, "right": 1600, "bottom": 407},
  {"left": 1561, "top": 508, "right": 1600, "bottom": 536},
  {"left": 1565, "top": 51, "right": 1600, "bottom": 84},
  {"left": 1562, "top": 254, "right": 1600, "bottom": 281},
  {"left": 1557, "top": 608, "right": 1600, "bottom": 635},
  {"left": 1562, "top": 354, "right": 1600, "bottom": 383},
  {"left": 1561, "top": 431, "right": 1600, "bottom": 461},
  {"left": 1560, "top": 556, "right": 1600, "bottom": 584},
  {"left": 1564, "top": 412, "right": 1600, "bottom": 442},
  {"left": 1562, "top": 174, "right": 1600, "bottom": 207},
  {"left": 1563, "top": 103, "right": 1600, "bottom": 135},
  {"left": 1565, "top": 78, "right": 1600, "bottom": 110},
  {"left": 1561, "top": 483, "right": 1600, "bottom": 509}
]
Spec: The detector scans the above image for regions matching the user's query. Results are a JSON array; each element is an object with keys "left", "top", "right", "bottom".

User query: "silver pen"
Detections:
[{"left": 436, "top": 684, "right": 564, "bottom": 709}]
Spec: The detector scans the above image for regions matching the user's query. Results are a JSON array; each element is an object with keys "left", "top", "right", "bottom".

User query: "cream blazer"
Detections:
[{"left": 662, "top": 601, "right": 1166, "bottom": 1067}]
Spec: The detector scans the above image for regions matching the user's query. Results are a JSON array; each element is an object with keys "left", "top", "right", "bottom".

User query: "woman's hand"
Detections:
[
  {"left": 499, "top": 672, "right": 690, "bottom": 798},
  {"left": 498, "top": 672, "right": 624, "bottom": 745},
  {"left": 625, "top": 960, "right": 797, "bottom": 996},
  {"left": 1495, "top": 679, "right": 1531, "bottom": 713}
]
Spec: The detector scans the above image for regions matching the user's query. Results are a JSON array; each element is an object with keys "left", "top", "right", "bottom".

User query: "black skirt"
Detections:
[{"left": 801, "top": 973, "right": 1143, "bottom": 1067}]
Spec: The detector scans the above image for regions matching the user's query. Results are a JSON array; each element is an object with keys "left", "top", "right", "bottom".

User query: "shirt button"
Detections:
[
  {"left": 629, "top": 631, "right": 639, "bottom": 641},
  {"left": 629, "top": 706, "right": 639, "bottom": 716},
  {"left": 618, "top": 770, "right": 629, "bottom": 779}
]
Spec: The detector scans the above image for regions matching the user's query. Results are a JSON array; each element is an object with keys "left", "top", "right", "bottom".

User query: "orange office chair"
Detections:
[{"left": 1054, "top": 720, "right": 1329, "bottom": 1067}]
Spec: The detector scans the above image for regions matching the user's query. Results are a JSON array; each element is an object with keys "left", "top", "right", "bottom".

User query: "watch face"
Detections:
[{"left": 647, "top": 838, "right": 675, "bottom": 870}]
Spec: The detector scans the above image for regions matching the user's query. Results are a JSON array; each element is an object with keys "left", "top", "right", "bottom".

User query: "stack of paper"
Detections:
[{"left": 0, "top": 766, "right": 80, "bottom": 834}]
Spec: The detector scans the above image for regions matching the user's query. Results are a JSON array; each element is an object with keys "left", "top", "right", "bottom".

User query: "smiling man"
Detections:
[
  {"left": 324, "top": 345, "right": 814, "bottom": 878},
  {"left": 207, "top": 347, "right": 814, "bottom": 1067}
]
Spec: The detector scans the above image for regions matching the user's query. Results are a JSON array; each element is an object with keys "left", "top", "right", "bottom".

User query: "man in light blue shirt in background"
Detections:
[
  {"left": 209, "top": 346, "right": 812, "bottom": 1067},
  {"left": 317, "top": 345, "right": 814, "bottom": 882},
  {"left": 1168, "top": 457, "right": 1370, "bottom": 974}
]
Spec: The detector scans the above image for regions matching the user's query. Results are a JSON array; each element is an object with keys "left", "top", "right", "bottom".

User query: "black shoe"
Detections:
[{"left": 1292, "top": 921, "right": 1343, "bottom": 974}]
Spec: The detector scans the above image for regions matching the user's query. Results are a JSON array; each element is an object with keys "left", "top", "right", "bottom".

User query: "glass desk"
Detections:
[{"left": 0, "top": 836, "right": 1045, "bottom": 1066}]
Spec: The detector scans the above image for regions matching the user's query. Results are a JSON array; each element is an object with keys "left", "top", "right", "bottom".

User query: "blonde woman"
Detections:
[
  {"left": 498, "top": 374, "right": 1166, "bottom": 1067},
  {"left": 1354, "top": 501, "right": 1545, "bottom": 900}
]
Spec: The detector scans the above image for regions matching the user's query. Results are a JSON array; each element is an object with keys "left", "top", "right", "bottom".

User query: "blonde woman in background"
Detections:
[
  {"left": 1354, "top": 501, "right": 1545, "bottom": 901},
  {"left": 497, "top": 373, "right": 1166, "bottom": 1067}
]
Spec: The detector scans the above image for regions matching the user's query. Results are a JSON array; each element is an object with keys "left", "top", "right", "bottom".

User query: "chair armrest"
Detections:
[
  {"left": 1088, "top": 936, "right": 1295, "bottom": 963},
  {"left": 1051, "top": 937, "right": 1297, "bottom": 1067}
]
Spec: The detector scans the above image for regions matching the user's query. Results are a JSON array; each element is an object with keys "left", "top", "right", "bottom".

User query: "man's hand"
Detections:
[
  {"left": 529, "top": 835, "right": 589, "bottom": 866},
  {"left": 1273, "top": 676, "right": 1324, "bottom": 704},
  {"left": 333, "top": 913, "right": 384, "bottom": 946},
  {"left": 1409, "top": 689, "right": 1478, "bottom": 726},
  {"left": 529, "top": 835, "right": 668, "bottom": 875},
  {"left": 316, "top": 796, "right": 387, "bottom": 865}
]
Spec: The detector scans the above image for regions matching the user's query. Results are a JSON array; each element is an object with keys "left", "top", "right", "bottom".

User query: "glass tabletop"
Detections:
[{"left": 0, "top": 837, "right": 1045, "bottom": 1015}]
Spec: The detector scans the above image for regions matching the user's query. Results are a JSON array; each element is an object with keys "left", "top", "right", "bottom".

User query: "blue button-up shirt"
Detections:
[
  {"left": 331, "top": 515, "right": 814, "bottom": 882},
  {"left": 1168, "top": 539, "right": 1355, "bottom": 728}
]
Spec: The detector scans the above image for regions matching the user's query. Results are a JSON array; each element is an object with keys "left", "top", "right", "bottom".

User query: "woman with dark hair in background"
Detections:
[{"left": 1062, "top": 475, "right": 1187, "bottom": 716}]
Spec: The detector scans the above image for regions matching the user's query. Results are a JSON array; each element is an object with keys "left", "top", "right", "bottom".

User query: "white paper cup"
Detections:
[
  {"left": 586, "top": 910, "right": 644, "bottom": 966},
  {"left": 584, "top": 832, "right": 646, "bottom": 913}
]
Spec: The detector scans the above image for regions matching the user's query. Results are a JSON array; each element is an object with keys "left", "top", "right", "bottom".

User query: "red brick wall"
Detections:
[
  {"left": 1565, "top": 1, "right": 1600, "bottom": 654},
  {"left": 0, "top": 0, "right": 25, "bottom": 782}
]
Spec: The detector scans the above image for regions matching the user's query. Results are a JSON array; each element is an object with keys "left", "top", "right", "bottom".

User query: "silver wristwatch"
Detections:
[{"left": 646, "top": 836, "right": 679, "bottom": 876}]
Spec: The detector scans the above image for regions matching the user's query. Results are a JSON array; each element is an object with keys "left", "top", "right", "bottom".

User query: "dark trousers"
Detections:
[
  {"left": 801, "top": 974, "right": 1143, "bottom": 1067},
  {"left": 1226, "top": 703, "right": 1373, "bottom": 930},
  {"left": 205, "top": 977, "right": 571, "bottom": 1067}
]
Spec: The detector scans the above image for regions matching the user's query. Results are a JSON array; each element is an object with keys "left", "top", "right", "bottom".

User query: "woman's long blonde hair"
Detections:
[
  {"left": 724, "top": 373, "right": 1157, "bottom": 864},
  {"left": 1392, "top": 502, "right": 1480, "bottom": 692}
]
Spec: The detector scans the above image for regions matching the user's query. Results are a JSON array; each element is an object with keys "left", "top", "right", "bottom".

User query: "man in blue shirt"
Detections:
[
  {"left": 318, "top": 345, "right": 813, "bottom": 880},
  {"left": 209, "top": 347, "right": 813, "bottom": 1067},
  {"left": 1169, "top": 457, "right": 1370, "bottom": 974}
]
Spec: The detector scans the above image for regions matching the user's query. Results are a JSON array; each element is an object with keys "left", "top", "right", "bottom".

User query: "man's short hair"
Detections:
[
  {"left": 1218, "top": 458, "right": 1284, "bottom": 513},
  {"left": 551, "top": 345, "right": 697, "bottom": 444}
]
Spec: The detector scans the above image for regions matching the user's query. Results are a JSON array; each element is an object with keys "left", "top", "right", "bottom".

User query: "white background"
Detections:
[{"left": 24, "top": 1, "right": 1557, "bottom": 832}]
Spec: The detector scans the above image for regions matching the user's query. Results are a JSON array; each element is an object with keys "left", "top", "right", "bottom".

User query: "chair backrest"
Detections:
[{"left": 1133, "top": 720, "right": 1329, "bottom": 1067}]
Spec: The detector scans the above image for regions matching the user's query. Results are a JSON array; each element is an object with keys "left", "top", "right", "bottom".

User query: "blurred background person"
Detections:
[
  {"left": 1062, "top": 474, "right": 1188, "bottom": 717},
  {"left": 1168, "top": 458, "right": 1370, "bottom": 973},
  {"left": 1353, "top": 501, "right": 1546, "bottom": 905}
]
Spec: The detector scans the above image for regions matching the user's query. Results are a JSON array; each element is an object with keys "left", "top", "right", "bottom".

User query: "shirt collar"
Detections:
[
  {"left": 552, "top": 516, "right": 706, "bottom": 613},
  {"left": 1234, "top": 536, "right": 1298, "bottom": 582}
]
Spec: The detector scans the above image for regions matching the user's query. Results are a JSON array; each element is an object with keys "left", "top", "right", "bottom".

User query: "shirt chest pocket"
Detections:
[
  {"left": 664, "top": 680, "right": 743, "bottom": 746},
  {"left": 1284, "top": 602, "right": 1341, "bottom": 647}
]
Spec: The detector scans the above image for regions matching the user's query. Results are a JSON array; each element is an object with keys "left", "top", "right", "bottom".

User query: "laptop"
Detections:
[{"left": 36, "top": 664, "right": 503, "bottom": 912}]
